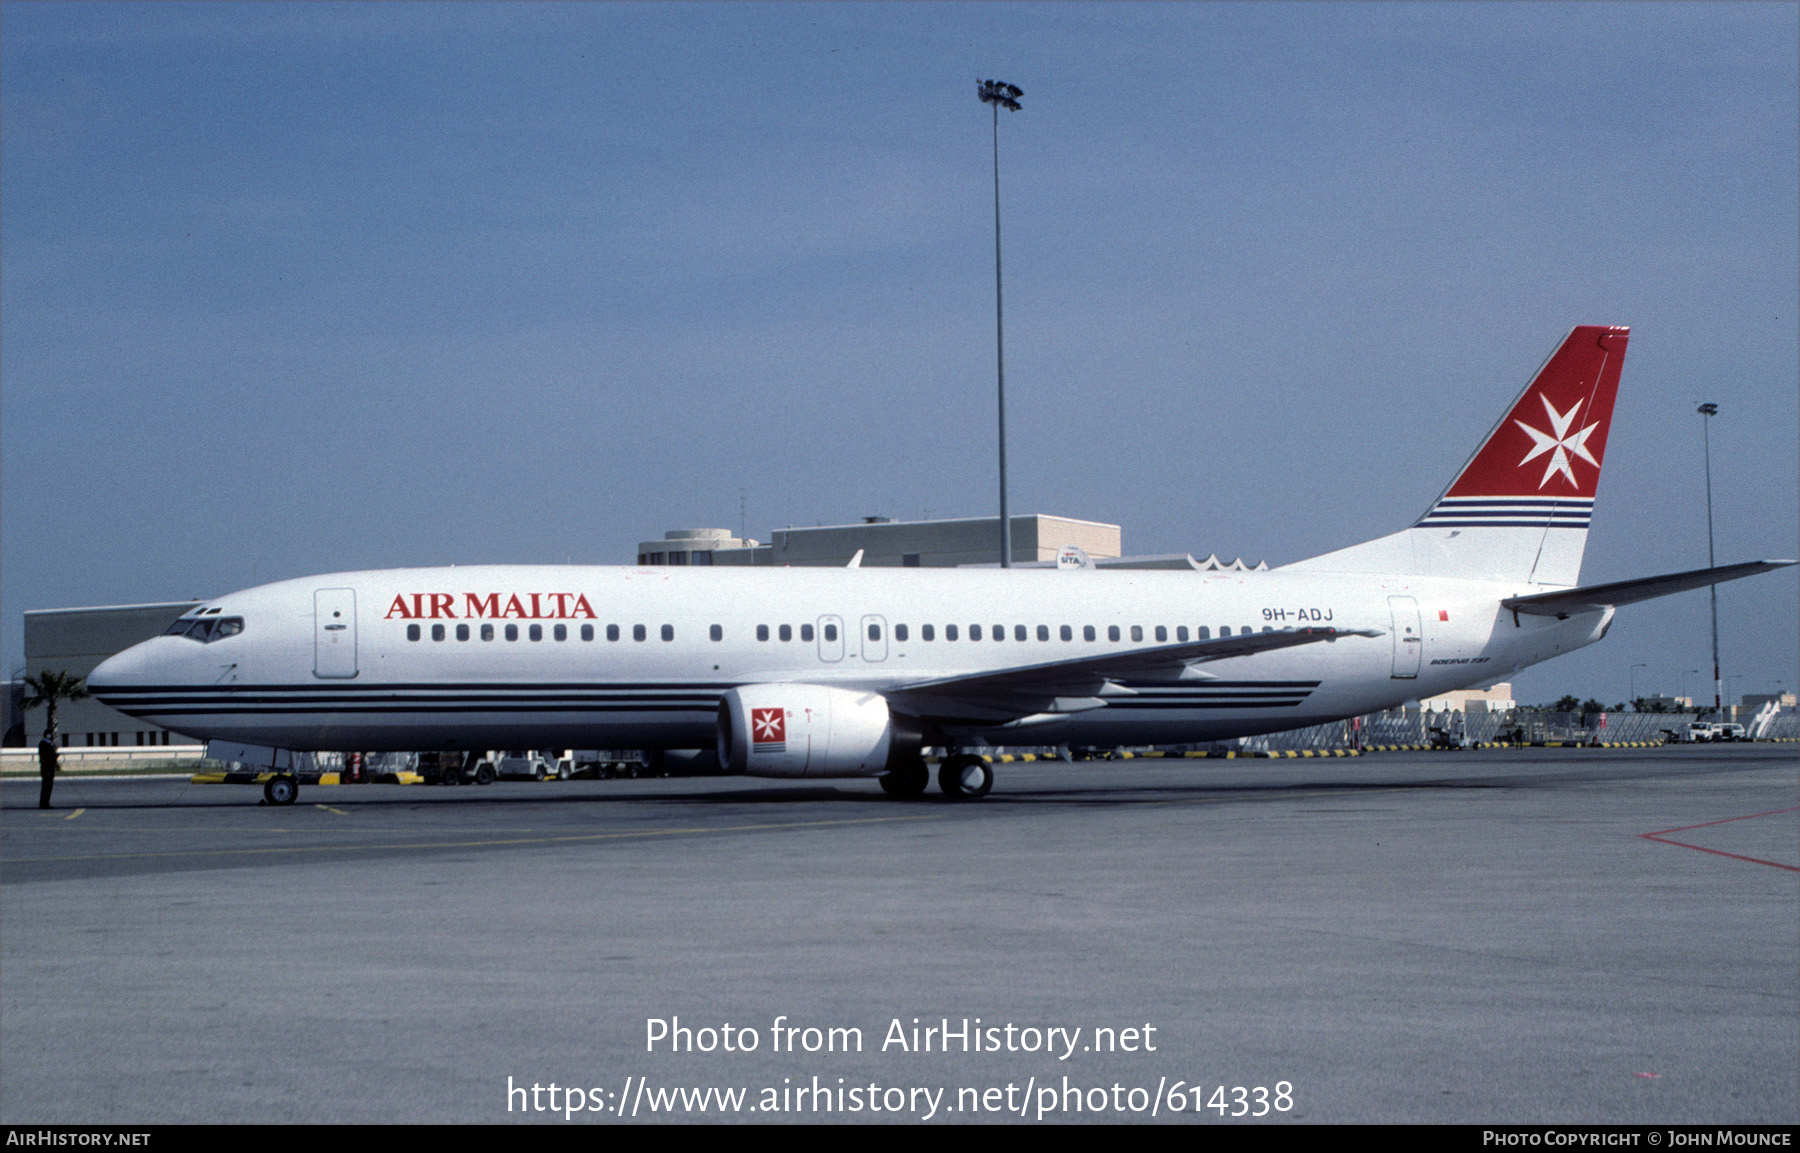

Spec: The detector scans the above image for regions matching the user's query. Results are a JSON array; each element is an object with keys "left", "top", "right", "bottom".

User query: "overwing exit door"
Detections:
[{"left": 816, "top": 615, "right": 845, "bottom": 662}]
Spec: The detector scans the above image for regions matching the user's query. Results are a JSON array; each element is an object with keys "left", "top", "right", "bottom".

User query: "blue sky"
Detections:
[{"left": 4, "top": 2, "right": 1796, "bottom": 707}]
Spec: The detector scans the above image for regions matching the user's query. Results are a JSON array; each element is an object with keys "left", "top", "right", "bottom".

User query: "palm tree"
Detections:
[{"left": 21, "top": 669, "right": 88, "bottom": 743}]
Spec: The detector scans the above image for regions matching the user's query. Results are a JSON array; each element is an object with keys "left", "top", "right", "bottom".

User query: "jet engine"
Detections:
[{"left": 717, "top": 684, "right": 919, "bottom": 778}]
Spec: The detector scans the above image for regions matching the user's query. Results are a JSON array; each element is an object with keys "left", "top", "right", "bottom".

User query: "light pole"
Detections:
[
  {"left": 1698, "top": 402, "right": 1721, "bottom": 715},
  {"left": 979, "top": 79, "right": 1022, "bottom": 567}
]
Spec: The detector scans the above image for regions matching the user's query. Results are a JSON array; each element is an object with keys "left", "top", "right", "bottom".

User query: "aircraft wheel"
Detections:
[
  {"left": 939, "top": 754, "right": 992, "bottom": 799},
  {"left": 879, "top": 758, "right": 930, "bottom": 799},
  {"left": 474, "top": 763, "right": 496, "bottom": 786},
  {"left": 263, "top": 776, "right": 298, "bottom": 806}
]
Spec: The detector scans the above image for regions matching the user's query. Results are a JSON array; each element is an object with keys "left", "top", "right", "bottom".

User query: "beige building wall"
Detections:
[
  {"left": 19, "top": 601, "right": 203, "bottom": 746},
  {"left": 678, "top": 515, "right": 1122, "bottom": 568}
]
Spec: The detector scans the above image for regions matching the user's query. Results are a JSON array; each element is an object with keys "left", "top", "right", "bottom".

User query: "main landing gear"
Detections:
[
  {"left": 879, "top": 757, "right": 930, "bottom": 798},
  {"left": 937, "top": 753, "right": 994, "bottom": 800},
  {"left": 879, "top": 753, "right": 994, "bottom": 800}
]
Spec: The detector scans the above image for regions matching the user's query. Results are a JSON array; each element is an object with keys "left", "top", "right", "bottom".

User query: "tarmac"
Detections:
[{"left": 2, "top": 745, "right": 1794, "bottom": 1124}]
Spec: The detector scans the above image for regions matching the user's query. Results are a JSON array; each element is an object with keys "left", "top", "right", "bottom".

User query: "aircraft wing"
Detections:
[
  {"left": 890, "top": 626, "right": 1382, "bottom": 724},
  {"left": 1501, "top": 559, "right": 1797, "bottom": 618}
]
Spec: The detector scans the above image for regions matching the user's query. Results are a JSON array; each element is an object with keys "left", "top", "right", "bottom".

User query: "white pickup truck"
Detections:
[{"left": 467, "top": 750, "right": 570, "bottom": 781}]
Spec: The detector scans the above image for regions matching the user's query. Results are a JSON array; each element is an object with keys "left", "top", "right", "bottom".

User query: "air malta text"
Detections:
[{"left": 384, "top": 593, "right": 598, "bottom": 621}]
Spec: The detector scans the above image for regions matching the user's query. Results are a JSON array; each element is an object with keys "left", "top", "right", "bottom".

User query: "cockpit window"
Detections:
[{"left": 166, "top": 615, "right": 245, "bottom": 643}]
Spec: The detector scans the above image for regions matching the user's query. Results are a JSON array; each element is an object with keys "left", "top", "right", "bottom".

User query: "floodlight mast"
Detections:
[
  {"left": 979, "top": 79, "right": 1022, "bottom": 567},
  {"left": 1697, "top": 402, "right": 1721, "bottom": 714}
]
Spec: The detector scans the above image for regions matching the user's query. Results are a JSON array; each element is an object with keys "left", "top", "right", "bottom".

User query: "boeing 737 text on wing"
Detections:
[{"left": 88, "top": 326, "right": 1793, "bottom": 803}]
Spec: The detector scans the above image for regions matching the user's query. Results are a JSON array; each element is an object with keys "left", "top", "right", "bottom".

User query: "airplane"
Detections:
[{"left": 87, "top": 325, "right": 1793, "bottom": 805}]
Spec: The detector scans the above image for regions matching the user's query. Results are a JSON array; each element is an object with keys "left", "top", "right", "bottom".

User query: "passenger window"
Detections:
[
  {"left": 661, "top": 624, "right": 674, "bottom": 641},
  {"left": 757, "top": 624, "right": 770, "bottom": 642},
  {"left": 457, "top": 624, "right": 471, "bottom": 641},
  {"left": 896, "top": 624, "right": 908, "bottom": 642},
  {"left": 528, "top": 624, "right": 542, "bottom": 641},
  {"left": 946, "top": 624, "right": 958, "bottom": 641},
  {"left": 581, "top": 624, "right": 594, "bottom": 641},
  {"left": 1131, "top": 626, "right": 1143, "bottom": 642},
  {"left": 433, "top": 624, "right": 447, "bottom": 641},
  {"left": 779, "top": 624, "right": 792, "bottom": 642},
  {"left": 1015, "top": 625, "right": 1027, "bottom": 642},
  {"left": 1083, "top": 625, "right": 1096, "bottom": 642},
  {"left": 407, "top": 624, "right": 421, "bottom": 642},
  {"left": 505, "top": 624, "right": 519, "bottom": 642},
  {"left": 922, "top": 624, "right": 935, "bottom": 641},
  {"left": 554, "top": 624, "right": 567, "bottom": 641},
  {"left": 710, "top": 624, "right": 722, "bottom": 642},
  {"left": 1154, "top": 626, "right": 1166, "bottom": 642},
  {"left": 1177, "top": 626, "right": 1188, "bottom": 642},
  {"left": 1261, "top": 626, "right": 1272, "bottom": 633},
  {"left": 1197, "top": 626, "right": 1209, "bottom": 639},
  {"left": 1060, "top": 625, "right": 1072, "bottom": 641},
  {"left": 801, "top": 624, "right": 814, "bottom": 642},
  {"left": 970, "top": 625, "right": 983, "bottom": 641},
  {"left": 482, "top": 624, "right": 496, "bottom": 641},
  {"left": 607, "top": 624, "right": 620, "bottom": 641},
  {"left": 633, "top": 624, "right": 647, "bottom": 642},
  {"left": 1108, "top": 625, "right": 1121, "bottom": 642},
  {"left": 867, "top": 623, "right": 881, "bottom": 641},
  {"left": 1219, "top": 626, "right": 1231, "bottom": 637},
  {"left": 1037, "top": 625, "right": 1049, "bottom": 641},
  {"left": 824, "top": 623, "right": 838, "bottom": 642}
]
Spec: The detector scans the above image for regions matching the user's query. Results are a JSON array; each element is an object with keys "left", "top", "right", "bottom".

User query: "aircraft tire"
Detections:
[
  {"left": 263, "top": 776, "right": 298, "bottom": 806},
  {"left": 474, "top": 763, "right": 496, "bottom": 786},
  {"left": 879, "top": 758, "right": 930, "bottom": 798},
  {"left": 950, "top": 757, "right": 994, "bottom": 799}
]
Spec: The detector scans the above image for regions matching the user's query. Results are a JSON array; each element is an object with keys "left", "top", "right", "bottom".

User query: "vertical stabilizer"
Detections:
[{"left": 1283, "top": 326, "right": 1629, "bottom": 585}]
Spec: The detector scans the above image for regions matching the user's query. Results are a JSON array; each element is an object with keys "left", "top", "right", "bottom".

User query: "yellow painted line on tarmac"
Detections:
[
  {"left": 315, "top": 804, "right": 350, "bottom": 816},
  {"left": 64, "top": 808, "right": 85, "bottom": 820},
  {"left": 4, "top": 813, "right": 949, "bottom": 866}
]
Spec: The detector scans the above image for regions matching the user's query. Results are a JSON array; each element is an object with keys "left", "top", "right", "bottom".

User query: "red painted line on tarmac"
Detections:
[{"left": 1638, "top": 806, "right": 1800, "bottom": 872}]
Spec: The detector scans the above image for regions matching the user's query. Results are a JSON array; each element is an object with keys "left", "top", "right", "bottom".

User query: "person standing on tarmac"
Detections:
[
  {"left": 38, "top": 735, "right": 59, "bottom": 809},
  {"left": 22, "top": 669, "right": 87, "bottom": 810}
]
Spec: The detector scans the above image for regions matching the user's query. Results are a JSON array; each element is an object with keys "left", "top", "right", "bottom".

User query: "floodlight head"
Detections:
[
  {"left": 978, "top": 78, "right": 1023, "bottom": 111},
  {"left": 1697, "top": 402, "right": 1718, "bottom": 416}
]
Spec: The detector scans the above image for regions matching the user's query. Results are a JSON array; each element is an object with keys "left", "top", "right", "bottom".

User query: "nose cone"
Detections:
[{"left": 86, "top": 639, "right": 162, "bottom": 700}]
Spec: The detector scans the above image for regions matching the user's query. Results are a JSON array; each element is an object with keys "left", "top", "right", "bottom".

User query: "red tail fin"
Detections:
[
  {"left": 1440, "top": 326, "right": 1628, "bottom": 500},
  {"left": 1286, "top": 326, "right": 1629, "bottom": 584}
]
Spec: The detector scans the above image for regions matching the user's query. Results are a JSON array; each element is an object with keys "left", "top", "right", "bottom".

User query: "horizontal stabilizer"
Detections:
[{"left": 1501, "top": 560, "right": 1797, "bottom": 618}]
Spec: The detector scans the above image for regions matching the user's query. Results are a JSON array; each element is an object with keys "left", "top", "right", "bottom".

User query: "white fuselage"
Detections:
[{"left": 89, "top": 564, "right": 1610, "bottom": 756}]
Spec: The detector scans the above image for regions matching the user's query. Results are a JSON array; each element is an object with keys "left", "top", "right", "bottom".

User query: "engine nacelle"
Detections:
[{"left": 717, "top": 684, "right": 918, "bottom": 779}]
